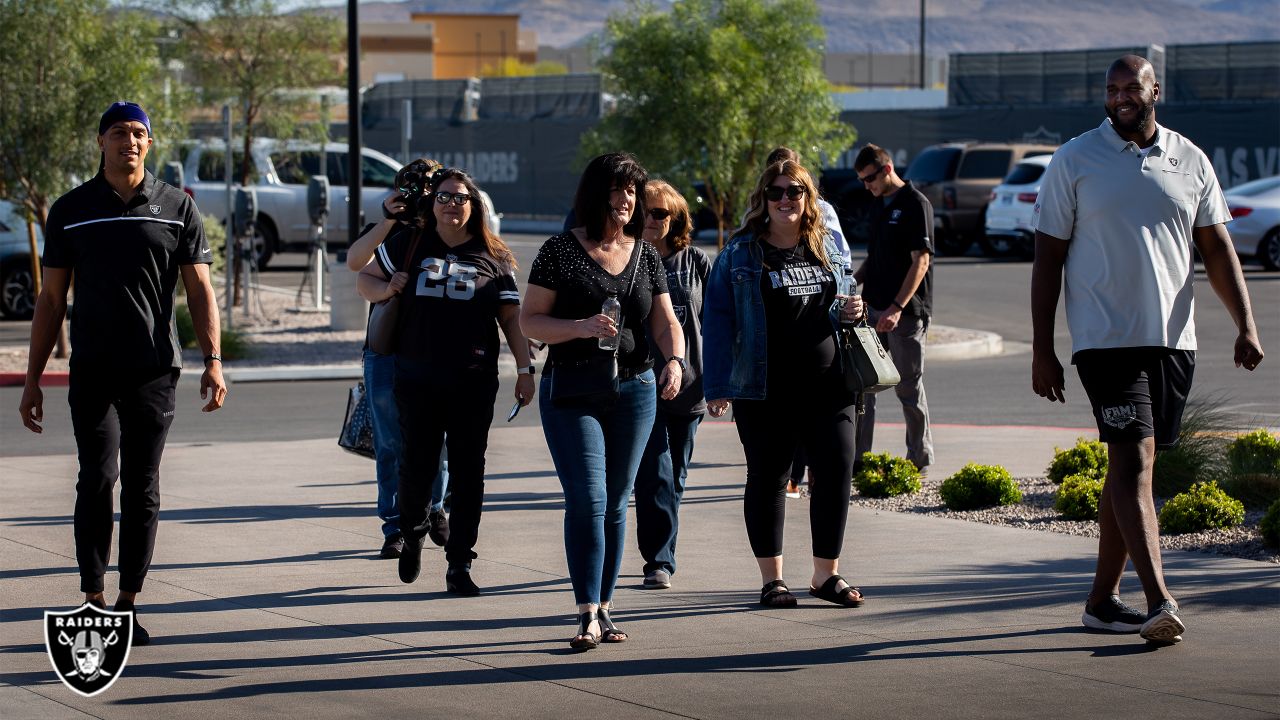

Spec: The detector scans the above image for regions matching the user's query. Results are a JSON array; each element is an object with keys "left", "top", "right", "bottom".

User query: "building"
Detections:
[{"left": 408, "top": 13, "right": 536, "bottom": 79}]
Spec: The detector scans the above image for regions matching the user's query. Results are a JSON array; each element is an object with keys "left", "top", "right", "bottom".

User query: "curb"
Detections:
[
  {"left": 0, "top": 372, "right": 65, "bottom": 387},
  {"left": 926, "top": 325, "right": 1004, "bottom": 361}
]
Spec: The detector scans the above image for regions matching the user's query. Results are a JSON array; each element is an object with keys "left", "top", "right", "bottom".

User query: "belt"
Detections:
[{"left": 547, "top": 359, "right": 652, "bottom": 380}]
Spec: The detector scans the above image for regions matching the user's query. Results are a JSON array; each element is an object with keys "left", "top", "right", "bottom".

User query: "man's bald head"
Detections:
[
  {"left": 1108, "top": 55, "right": 1155, "bottom": 85},
  {"left": 1105, "top": 54, "right": 1159, "bottom": 140}
]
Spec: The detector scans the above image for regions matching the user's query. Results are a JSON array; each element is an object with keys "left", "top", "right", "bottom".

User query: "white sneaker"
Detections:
[{"left": 1140, "top": 601, "right": 1185, "bottom": 645}]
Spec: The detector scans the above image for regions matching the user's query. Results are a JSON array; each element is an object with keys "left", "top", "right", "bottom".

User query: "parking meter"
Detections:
[
  {"left": 233, "top": 187, "right": 257, "bottom": 237},
  {"left": 307, "top": 175, "right": 330, "bottom": 225},
  {"left": 162, "top": 161, "right": 184, "bottom": 189}
]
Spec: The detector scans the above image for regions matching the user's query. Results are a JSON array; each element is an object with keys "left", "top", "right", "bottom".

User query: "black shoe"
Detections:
[
  {"left": 86, "top": 597, "right": 106, "bottom": 610},
  {"left": 380, "top": 534, "right": 405, "bottom": 559},
  {"left": 570, "top": 611, "right": 599, "bottom": 650},
  {"left": 445, "top": 562, "right": 480, "bottom": 595},
  {"left": 1140, "top": 600, "right": 1185, "bottom": 645},
  {"left": 428, "top": 510, "right": 450, "bottom": 547},
  {"left": 113, "top": 599, "right": 150, "bottom": 646},
  {"left": 1081, "top": 595, "right": 1145, "bottom": 633},
  {"left": 398, "top": 534, "right": 425, "bottom": 584}
]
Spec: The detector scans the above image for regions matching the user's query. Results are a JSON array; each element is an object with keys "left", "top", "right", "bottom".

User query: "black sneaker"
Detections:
[
  {"left": 1140, "top": 600, "right": 1185, "bottom": 645},
  {"left": 113, "top": 599, "right": 150, "bottom": 646},
  {"left": 427, "top": 510, "right": 450, "bottom": 547},
  {"left": 1081, "top": 595, "right": 1145, "bottom": 633},
  {"left": 380, "top": 534, "right": 405, "bottom": 559},
  {"left": 398, "top": 534, "right": 425, "bottom": 584}
]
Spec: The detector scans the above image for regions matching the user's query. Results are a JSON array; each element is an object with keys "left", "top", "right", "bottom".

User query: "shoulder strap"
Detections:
[
  {"left": 401, "top": 227, "right": 423, "bottom": 271},
  {"left": 622, "top": 239, "right": 643, "bottom": 299}
]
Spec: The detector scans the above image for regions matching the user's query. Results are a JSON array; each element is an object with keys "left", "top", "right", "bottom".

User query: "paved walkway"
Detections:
[{"left": 2, "top": 422, "right": 1277, "bottom": 719}]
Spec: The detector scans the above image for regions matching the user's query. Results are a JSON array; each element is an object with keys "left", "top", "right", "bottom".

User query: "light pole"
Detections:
[{"left": 919, "top": 0, "right": 927, "bottom": 89}]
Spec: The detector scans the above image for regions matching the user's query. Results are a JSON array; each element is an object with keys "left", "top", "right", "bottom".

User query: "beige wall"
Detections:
[
  {"left": 361, "top": 22, "right": 434, "bottom": 85},
  {"left": 412, "top": 13, "right": 521, "bottom": 78}
]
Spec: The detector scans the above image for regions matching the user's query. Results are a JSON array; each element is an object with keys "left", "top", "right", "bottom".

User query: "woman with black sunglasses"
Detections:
[
  {"left": 702, "top": 159, "right": 868, "bottom": 609},
  {"left": 358, "top": 167, "right": 534, "bottom": 594}
]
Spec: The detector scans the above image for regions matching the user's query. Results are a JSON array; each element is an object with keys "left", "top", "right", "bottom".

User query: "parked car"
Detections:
[
  {"left": 0, "top": 199, "right": 43, "bottom": 320},
  {"left": 1225, "top": 175, "right": 1280, "bottom": 271},
  {"left": 983, "top": 154, "right": 1055, "bottom": 259},
  {"left": 904, "top": 141, "right": 1057, "bottom": 256},
  {"left": 182, "top": 139, "right": 500, "bottom": 268}
]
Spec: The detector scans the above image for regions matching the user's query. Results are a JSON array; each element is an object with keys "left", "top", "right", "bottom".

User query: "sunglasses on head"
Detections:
[
  {"left": 765, "top": 185, "right": 806, "bottom": 202},
  {"left": 646, "top": 208, "right": 671, "bottom": 220},
  {"left": 434, "top": 191, "right": 471, "bottom": 206},
  {"left": 857, "top": 165, "right": 884, "bottom": 184}
]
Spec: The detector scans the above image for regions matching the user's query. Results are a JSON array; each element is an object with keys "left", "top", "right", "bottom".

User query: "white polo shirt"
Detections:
[{"left": 1035, "top": 119, "right": 1230, "bottom": 355}]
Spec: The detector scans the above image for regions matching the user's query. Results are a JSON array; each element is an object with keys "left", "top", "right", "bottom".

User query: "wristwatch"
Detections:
[
  {"left": 517, "top": 365, "right": 536, "bottom": 375},
  {"left": 668, "top": 356, "right": 687, "bottom": 371},
  {"left": 204, "top": 353, "right": 222, "bottom": 365}
]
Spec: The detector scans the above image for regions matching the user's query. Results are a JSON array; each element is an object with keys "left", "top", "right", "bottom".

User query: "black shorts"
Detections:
[{"left": 1073, "top": 347, "right": 1195, "bottom": 450}]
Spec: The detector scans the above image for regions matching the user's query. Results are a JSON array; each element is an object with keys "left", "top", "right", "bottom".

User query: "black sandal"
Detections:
[
  {"left": 808, "top": 574, "right": 865, "bottom": 607},
  {"left": 598, "top": 607, "right": 628, "bottom": 643},
  {"left": 760, "top": 579, "right": 798, "bottom": 607},
  {"left": 570, "top": 611, "right": 600, "bottom": 650}
]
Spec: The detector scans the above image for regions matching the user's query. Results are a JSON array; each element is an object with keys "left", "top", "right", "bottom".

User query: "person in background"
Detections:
[
  {"left": 633, "top": 179, "right": 711, "bottom": 591},
  {"left": 703, "top": 159, "right": 866, "bottom": 610}
]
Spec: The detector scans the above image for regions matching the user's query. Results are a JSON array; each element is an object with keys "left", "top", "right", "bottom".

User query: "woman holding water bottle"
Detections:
[{"left": 520, "top": 152, "right": 684, "bottom": 650}]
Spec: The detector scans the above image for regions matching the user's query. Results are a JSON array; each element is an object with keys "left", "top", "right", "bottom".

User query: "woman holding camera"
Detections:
[
  {"left": 358, "top": 166, "right": 534, "bottom": 594},
  {"left": 520, "top": 152, "right": 684, "bottom": 650},
  {"left": 702, "top": 159, "right": 867, "bottom": 609}
]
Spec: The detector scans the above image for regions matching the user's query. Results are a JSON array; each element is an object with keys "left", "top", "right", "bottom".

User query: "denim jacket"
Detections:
[{"left": 702, "top": 232, "right": 851, "bottom": 401}]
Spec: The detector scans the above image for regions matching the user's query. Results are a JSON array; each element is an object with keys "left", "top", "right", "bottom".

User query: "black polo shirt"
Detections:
[
  {"left": 43, "top": 171, "right": 212, "bottom": 371},
  {"left": 864, "top": 180, "right": 935, "bottom": 318}
]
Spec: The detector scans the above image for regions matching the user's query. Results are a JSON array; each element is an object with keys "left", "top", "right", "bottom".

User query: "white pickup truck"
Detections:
[{"left": 182, "top": 139, "right": 500, "bottom": 268}]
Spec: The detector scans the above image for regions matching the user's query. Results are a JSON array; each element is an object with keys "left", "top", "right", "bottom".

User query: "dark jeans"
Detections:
[
  {"left": 733, "top": 384, "right": 856, "bottom": 560},
  {"left": 394, "top": 357, "right": 497, "bottom": 566},
  {"left": 539, "top": 369, "right": 657, "bottom": 605},
  {"left": 67, "top": 367, "right": 179, "bottom": 593},
  {"left": 634, "top": 410, "right": 703, "bottom": 576}
]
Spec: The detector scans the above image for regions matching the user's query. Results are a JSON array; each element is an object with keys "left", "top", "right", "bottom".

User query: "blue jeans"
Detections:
[
  {"left": 540, "top": 369, "right": 657, "bottom": 605},
  {"left": 364, "top": 350, "right": 448, "bottom": 540},
  {"left": 634, "top": 410, "right": 702, "bottom": 576}
]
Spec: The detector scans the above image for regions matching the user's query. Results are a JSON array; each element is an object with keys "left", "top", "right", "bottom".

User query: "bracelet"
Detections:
[
  {"left": 204, "top": 353, "right": 222, "bottom": 364},
  {"left": 890, "top": 300, "right": 905, "bottom": 311}
]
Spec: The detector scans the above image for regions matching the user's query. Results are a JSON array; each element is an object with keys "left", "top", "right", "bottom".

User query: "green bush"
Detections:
[
  {"left": 939, "top": 463, "right": 1022, "bottom": 510},
  {"left": 1260, "top": 499, "right": 1280, "bottom": 549},
  {"left": 1158, "top": 481, "right": 1245, "bottom": 534},
  {"left": 1226, "top": 430, "right": 1280, "bottom": 475},
  {"left": 1046, "top": 438, "right": 1108, "bottom": 484},
  {"left": 1220, "top": 473, "right": 1280, "bottom": 510},
  {"left": 1055, "top": 473, "right": 1104, "bottom": 521},
  {"left": 175, "top": 304, "right": 251, "bottom": 361},
  {"left": 1152, "top": 401, "right": 1233, "bottom": 497},
  {"left": 853, "top": 452, "right": 921, "bottom": 498}
]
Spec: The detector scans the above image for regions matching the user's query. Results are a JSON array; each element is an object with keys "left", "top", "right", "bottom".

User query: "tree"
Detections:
[
  {"left": 166, "top": 0, "right": 343, "bottom": 186},
  {"left": 0, "top": 0, "right": 180, "bottom": 229},
  {"left": 583, "top": 0, "right": 855, "bottom": 243}
]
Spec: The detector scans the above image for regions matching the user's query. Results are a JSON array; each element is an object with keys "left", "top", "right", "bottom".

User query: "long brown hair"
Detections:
[
  {"left": 425, "top": 166, "right": 517, "bottom": 271},
  {"left": 736, "top": 160, "right": 831, "bottom": 270},
  {"left": 643, "top": 179, "right": 693, "bottom": 251}
]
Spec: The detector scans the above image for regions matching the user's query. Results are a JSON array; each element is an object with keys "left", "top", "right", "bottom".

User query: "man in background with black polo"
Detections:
[
  {"left": 852, "top": 143, "right": 935, "bottom": 475},
  {"left": 18, "top": 101, "right": 227, "bottom": 646}
]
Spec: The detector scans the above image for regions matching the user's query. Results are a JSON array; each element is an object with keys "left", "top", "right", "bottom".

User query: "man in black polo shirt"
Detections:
[
  {"left": 18, "top": 102, "right": 226, "bottom": 646},
  {"left": 852, "top": 143, "right": 935, "bottom": 473}
]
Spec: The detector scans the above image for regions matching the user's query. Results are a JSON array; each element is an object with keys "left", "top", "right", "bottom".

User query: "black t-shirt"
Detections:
[
  {"left": 758, "top": 239, "right": 838, "bottom": 390},
  {"left": 864, "top": 180, "right": 935, "bottom": 317},
  {"left": 374, "top": 226, "right": 519, "bottom": 371},
  {"left": 42, "top": 171, "right": 211, "bottom": 371},
  {"left": 527, "top": 232, "right": 668, "bottom": 372}
]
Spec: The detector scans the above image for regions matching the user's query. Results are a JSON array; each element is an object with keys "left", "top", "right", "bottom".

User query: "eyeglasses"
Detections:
[
  {"left": 765, "top": 185, "right": 806, "bottom": 202},
  {"left": 434, "top": 191, "right": 471, "bottom": 206},
  {"left": 646, "top": 208, "right": 671, "bottom": 220},
  {"left": 857, "top": 165, "right": 884, "bottom": 184}
]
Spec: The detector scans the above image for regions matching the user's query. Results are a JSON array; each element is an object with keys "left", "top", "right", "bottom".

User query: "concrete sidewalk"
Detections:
[{"left": 1, "top": 422, "right": 1277, "bottom": 719}]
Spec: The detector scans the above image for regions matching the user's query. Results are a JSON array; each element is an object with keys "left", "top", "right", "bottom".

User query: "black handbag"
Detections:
[
  {"left": 839, "top": 320, "right": 901, "bottom": 396},
  {"left": 338, "top": 381, "right": 376, "bottom": 459},
  {"left": 548, "top": 242, "right": 642, "bottom": 409},
  {"left": 366, "top": 229, "right": 422, "bottom": 355}
]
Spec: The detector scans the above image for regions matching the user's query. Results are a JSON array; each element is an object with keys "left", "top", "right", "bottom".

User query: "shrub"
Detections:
[
  {"left": 1046, "top": 438, "right": 1108, "bottom": 484},
  {"left": 175, "top": 305, "right": 251, "bottom": 361},
  {"left": 1158, "top": 481, "right": 1245, "bottom": 534},
  {"left": 1260, "top": 499, "right": 1280, "bottom": 549},
  {"left": 1226, "top": 430, "right": 1280, "bottom": 475},
  {"left": 1220, "top": 473, "right": 1280, "bottom": 510},
  {"left": 1152, "top": 400, "right": 1234, "bottom": 497},
  {"left": 939, "top": 463, "right": 1022, "bottom": 510},
  {"left": 1055, "top": 473, "right": 1104, "bottom": 521},
  {"left": 853, "top": 452, "right": 921, "bottom": 498}
]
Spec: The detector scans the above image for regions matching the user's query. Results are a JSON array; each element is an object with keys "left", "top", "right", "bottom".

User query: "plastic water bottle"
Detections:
[{"left": 598, "top": 294, "right": 621, "bottom": 350}]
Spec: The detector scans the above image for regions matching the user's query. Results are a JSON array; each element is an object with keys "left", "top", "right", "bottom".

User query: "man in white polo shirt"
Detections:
[{"left": 1031, "top": 56, "right": 1264, "bottom": 646}]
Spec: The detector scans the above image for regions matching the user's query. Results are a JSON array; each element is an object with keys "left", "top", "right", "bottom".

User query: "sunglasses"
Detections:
[
  {"left": 765, "top": 185, "right": 806, "bottom": 202},
  {"left": 646, "top": 208, "right": 672, "bottom": 220},
  {"left": 434, "top": 191, "right": 472, "bottom": 206},
  {"left": 857, "top": 165, "right": 884, "bottom": 184}
]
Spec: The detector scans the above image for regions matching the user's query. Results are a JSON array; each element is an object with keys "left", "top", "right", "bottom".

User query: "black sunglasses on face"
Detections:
[
  {"left": 646, "top": 208, "right": 671, "bottom": 220},
  {"left": 857, "top": 165, "right": 884, "bottom": 184},
  {"left": 434, "top": 191, "right": 471, "bottom": 206},
  {"left": 765, "top": 185, "right": 805, "bottom": 202}
]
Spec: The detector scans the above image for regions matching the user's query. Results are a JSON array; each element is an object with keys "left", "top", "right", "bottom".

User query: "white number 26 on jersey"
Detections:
[{"left": 416, "top": 257, "right": 477, "bottom": 300}]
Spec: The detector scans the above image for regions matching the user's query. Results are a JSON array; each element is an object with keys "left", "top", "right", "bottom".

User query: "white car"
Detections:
[
  {"left": 1225, "top": 175, "right": 1280, "bottom": 271},
  {"left": 983, "top": 154, "right": 1053, "bottom": 259},
  {"left": 182, "top": 139, "right": 500, "bottom": 268}
]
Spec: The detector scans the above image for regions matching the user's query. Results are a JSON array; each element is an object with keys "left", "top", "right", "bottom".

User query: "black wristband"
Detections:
[
  {"left": 890, "top": 300, "right": 905, "bottom": 311},
  {"left": 204, "top": 353, "right": 222, "bottom": 365}
]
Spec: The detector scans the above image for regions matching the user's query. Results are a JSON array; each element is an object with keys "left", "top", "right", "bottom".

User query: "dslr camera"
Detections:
[{"left": 390, "top": 159, "right": 441, "bottom": 223}]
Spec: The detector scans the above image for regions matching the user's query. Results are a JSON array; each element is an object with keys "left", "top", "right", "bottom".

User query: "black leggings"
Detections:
[{"left": 733, "top": 388, "right": 857, "bottom": 560}]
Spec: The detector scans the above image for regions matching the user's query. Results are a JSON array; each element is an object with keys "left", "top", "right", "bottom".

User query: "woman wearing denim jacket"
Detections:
[
  {"left": 521, "top": 153, "right": 685, "bottom": 650},
  {"left": 703, "top": 159, "right": 867, "bottom": 609}
]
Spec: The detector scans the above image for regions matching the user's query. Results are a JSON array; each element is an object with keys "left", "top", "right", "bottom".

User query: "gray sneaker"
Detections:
[
  {"left": 1081, "top": 595, "right": 1145, "bottom": 633},
  {"left": 1140, "top": 600, "right": 1185, "bottom": 645},
  {"left": 643, "top": 569, "right": 672, "bottom": 589}
]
